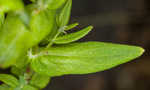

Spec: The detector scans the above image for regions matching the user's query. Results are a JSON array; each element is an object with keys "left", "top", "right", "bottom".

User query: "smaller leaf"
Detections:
[
  {"left": 65, "top": 23, "right": 79, "bottom": 31},
  {"left": 30, "top": 73, "right": 50, "bottom": 89},
  {"left": 54, "top": 26, "right": 93, "bottom": 44},
  {"left": 0, "top": 74, "right": 19, "bottom": 88},
  {"left": 57, "top": 0, "right": 72, "bottom": 27}
]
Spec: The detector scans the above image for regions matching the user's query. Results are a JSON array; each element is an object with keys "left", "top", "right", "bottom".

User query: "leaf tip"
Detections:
[
  {"left": 88, "top": 25, "right": 94, "bottom": 30},
  {"left": 139, "top": 47, "right": 145, "bottom": 56}
]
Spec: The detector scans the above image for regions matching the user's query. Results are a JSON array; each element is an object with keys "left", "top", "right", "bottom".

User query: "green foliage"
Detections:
[
  {"left": 30, "top": 73, "right": 50, "bottom": 89},
  {"left": 0, "top": 84, "right": 13, "bottom": 90},
  {"left": 54, "top": 26, "right": 93, "bottom": 44},
  {"left": 0, "top": 13, "right": 32, "bottom": 67},
  {"left": 45, "top": 0, "right": 67, "bottom": 9},
  {"left": 0, "top": 12, "right": 4, "bottom": 29},
  {"left": 65, "top": 23, "right": 79, "bottom": 30},
  {"left": 57, "top": 0, "right": 72, "bottom": 27},
  {"left": 31, "top": 42, "right": 144, "bottom": 76},
  {"left": 21, "top": 85, "right": 38, "bottom": 90},
  {"left": 0, "top": 0, "right": 24, "bottom": 12},
  {"left": 0, "top": 0, "right": 144, "bottom": 89},
  {"left": 0, "top": 74, "right": 19, "bottom": 88}
]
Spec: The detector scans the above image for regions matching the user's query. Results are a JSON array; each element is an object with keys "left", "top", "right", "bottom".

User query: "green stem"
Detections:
[{"left": 46, "top": 26, "right": 66, "bottom": 48}]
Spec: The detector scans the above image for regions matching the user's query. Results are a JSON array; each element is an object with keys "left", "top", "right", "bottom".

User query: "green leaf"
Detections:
[
  {"left": 65, "top": 23, "right": 79, "bottom": 31},
  {"left": 0, "top": 13, "right": 33, "bottom": 68},
  {"left": 30, "top": 9, "right": 56, "bottom": 44},
  {"left": 14, "top": 55, "right": 29, "bottom": 69},
  {"left": 31, "top": 42, "right": 144, "bottom": 76},
  {"left": 0, "top": 8, "right": 56, "bottom": 68},
  {"left": 21, "top": 85, "right": 37, "bottom": 90},
  {"left": 0, "top": 12, "right": 4, "bottom": 29},
  {"left": 0, "top": 0, "right": 24, "bottom": 12},
  {"left": 57, "top": 0, "right": 72, "bottom": 27},
  {"left": 0, "top": 74, "right": 19, "bottom": 88},
  {"left": 11, "top": 66, "right": 26, "bottom": 76},
  {"left": 0, "top": 84, "right": 13, "bottom": 90},
  {"left": 22, "top": 85, "right": 38, "bottom": 90},
  {"left": 45, "top": 0, "right": 67, "bottom": 9},
  {"left": 54, "top": 26, "right": 93, "bottom": 44},
  {"left": 30, "top": 73, "right": 50, "bottom": 89}
]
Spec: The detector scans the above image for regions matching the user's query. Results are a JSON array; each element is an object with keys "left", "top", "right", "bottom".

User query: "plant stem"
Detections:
[{"left": 46, "top": 26, "right": 67, "bottom": 48}]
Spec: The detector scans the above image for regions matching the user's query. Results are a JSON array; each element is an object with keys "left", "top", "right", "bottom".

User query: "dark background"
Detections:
[{"left": 45, "top": 0, "right": 150, "bottom": 90}]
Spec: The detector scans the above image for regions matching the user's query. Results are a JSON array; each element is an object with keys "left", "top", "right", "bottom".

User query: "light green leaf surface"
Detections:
[
  {"left": 0, "top": 0, "right": 24, "bottom": 12},
  {"left": 31, "top": 42, "right": 144, "bottom": 76},
  {"left": 0, "top": 12, "right": 4, "bottom": 29},
  {"left": 0, "top": 13, "right": 33, "bottom": 68},
  {"left": 30, "top": 9, "right": 55, "bottom": 44},
  {"left": 22, "top": 85, "right": 38, "bottom": 90},
  {"left": 0, "top": 74, "right": 19, "bottom": 88},
  {"left": 0, "top": 7, "right": 56, "bottom": 68},
  {"left": 46, "top": 0, "right": 66, "bottom": 9},
  {"left": 30, "top": 73, "right": 50, "bottom": 89},
  {"left": 0, "top": 84, "right": 13, "bottom": 90},
  {"left": 57, "top": 0, "right": 72, "bottom": 27},
  {"left": 54, "top": 26, "right": 93, "bottom": 44}
]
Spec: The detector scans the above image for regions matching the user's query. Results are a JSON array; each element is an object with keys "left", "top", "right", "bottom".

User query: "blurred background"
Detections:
[{"left": 44, "top": 0, "right": 150, "bottom": 90}]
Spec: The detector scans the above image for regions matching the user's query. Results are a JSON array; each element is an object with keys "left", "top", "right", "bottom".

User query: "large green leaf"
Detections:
[
  {"left": 30, "top": 73, "right": 50, "bottom": 89},
  {"left": 0, "top": 74, "right": 19, "bottom": 88},
  {"left": 0, "top": 13, "right": 33, "bottom": 68},
  {"left": 0, "top": 0, "right": 24, "bottom": 12},
  {"left": 31, "top": 42, "right": 144, "bottom": 76},
  {"left": 57, "top": 0, "right": 72, "bottom": 27},
  {"left": 54, "top": 26, "right": 93, "bottom": 44}
]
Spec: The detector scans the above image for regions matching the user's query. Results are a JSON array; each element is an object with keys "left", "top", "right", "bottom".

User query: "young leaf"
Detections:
[
  {"left": 0, "top": 0, "right": 24, "bottom": 12},
  {"left": 31, "top": 42, "right": 144, "bottom": 76},
  {"left": 0, "top": 74, "right": 19, "bottom": 88},
  {"left": 57, "top": 0, "right": 72, "bottom": 27},
  {"left": 45, "top": 0, "right": 66, "bottom": 10},
  {"left": 30, "top": 73, "right": 50, "bottom": 89},
  {"left": 54, "top": 26, "right": 93, "bottom": 44},
  {"left": 65, "top": 22, "right": 79, "bottom": 31}
]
